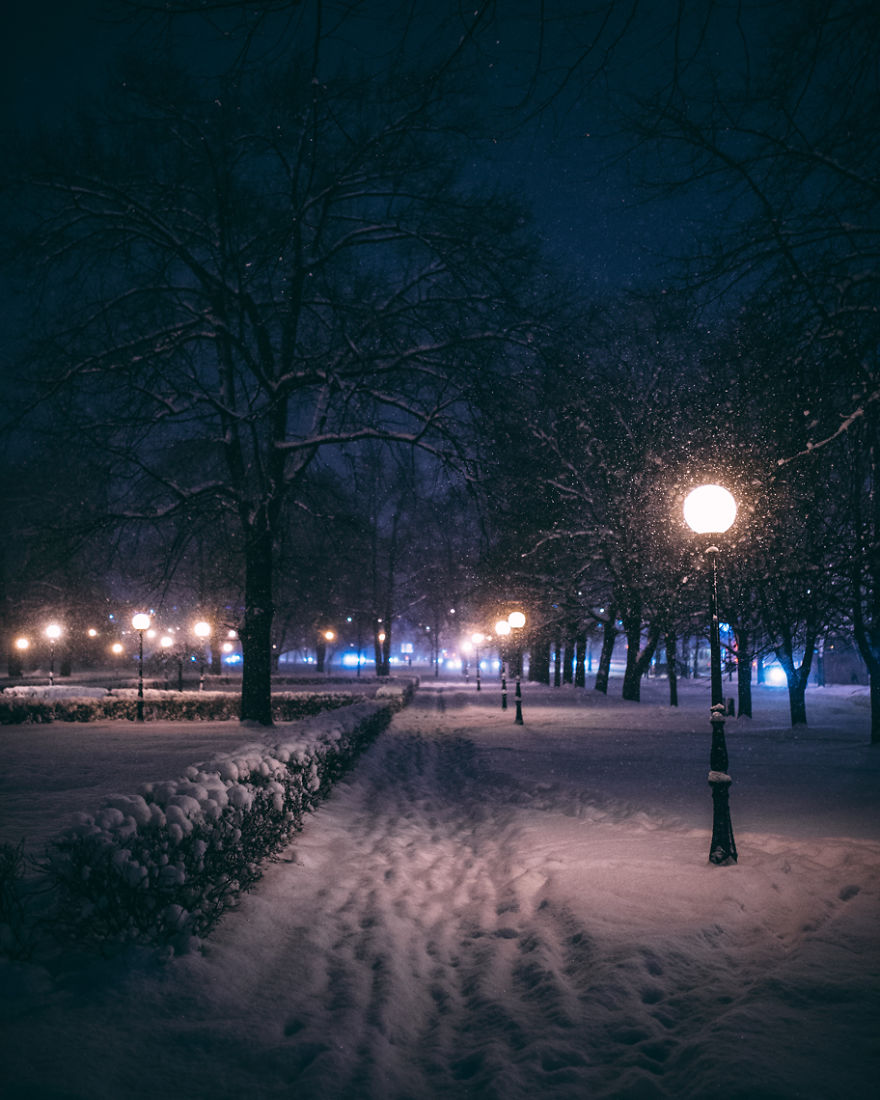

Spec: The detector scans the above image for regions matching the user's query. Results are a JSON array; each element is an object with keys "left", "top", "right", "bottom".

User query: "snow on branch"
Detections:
[{"left": 776, "top": 389, "right": 878, "bottom": 466}]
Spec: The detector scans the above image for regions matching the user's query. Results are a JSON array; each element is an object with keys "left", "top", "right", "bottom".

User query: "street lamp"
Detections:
[
  {"left": 508, "top": 611, "right": 526, "bottom": 725},
  {"left": 495, "top": 620, "right": 511, "bottom": 709},
  {"left": 471, "top": 632, "right": 485, "bottom": 692},
  {"left": 12, "top": 636, "right": 29, "bottom": 679},
  {"left": 159, "top": 634, "right": 180, "bottom": 691},
  {"left": 132, "top": 613, "right": 151, "bottom": 722},
  {"left": 45, "top": 623, "right": 62, "bottom": 686},
  {"left": 683, "top": 483, "right": 738, "bottom": 865},
  {"left": 193, "top": 620, "right": 211, "bottom": 690}
]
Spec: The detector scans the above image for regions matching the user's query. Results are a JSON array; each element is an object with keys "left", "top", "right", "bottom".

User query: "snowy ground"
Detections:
[{"left": 1, "top": 678, "right": 879, "bottom": 1099}]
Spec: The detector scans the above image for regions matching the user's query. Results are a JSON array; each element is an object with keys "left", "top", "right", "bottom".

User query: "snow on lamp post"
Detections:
[
  {"left": 45, "top": 623, "right": 62, "bottom": 686},
  {"left": 471, "top": 632, "right": 485, "bottom": 692},
  {"left": 508, "top": 611, "right": 526, "bottom": 725},
  {"left": 132, "top": 613, "right": 151, "bottom": 722},
  {"left": 193, "top": 620, "right": 211, "bottom": 691},
  {"left": 495, "top": 620, "right": 511, "bottom": 710},
  {"left": 683, "top": 483, "right": 738, "bottom": 866}
]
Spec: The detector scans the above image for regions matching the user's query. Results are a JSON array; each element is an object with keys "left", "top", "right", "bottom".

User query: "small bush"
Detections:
[{"left": 0, "top": 840, "right": 41, "bottom": 959}]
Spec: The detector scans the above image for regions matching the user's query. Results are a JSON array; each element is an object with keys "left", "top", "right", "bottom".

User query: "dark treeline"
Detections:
[{"left": 1, "top": 1, "right": 877, "bottom": 738}]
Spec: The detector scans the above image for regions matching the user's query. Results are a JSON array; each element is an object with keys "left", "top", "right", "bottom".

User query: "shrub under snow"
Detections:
[
  {"left": 0, "top": 687, "right": 363, "bottom": 724},
  {"left": 42, "top": 702, "right": 391, "bottom": 951}
]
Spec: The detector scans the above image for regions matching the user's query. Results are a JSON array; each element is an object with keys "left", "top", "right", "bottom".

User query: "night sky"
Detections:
[{"left": 2, "top": 0, "right": 717, "bottom": 292}]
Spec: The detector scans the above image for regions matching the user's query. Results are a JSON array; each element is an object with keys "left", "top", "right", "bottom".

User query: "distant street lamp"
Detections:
[
  {"left": 471, "top": 632, "right": 485, "bottom": 692},
  {"left": 683, "top": 483, "right": 738, "bottom": 865},
  {"left": 45, "top": 623, "right": 62, "bottom": 686},
  {"left": 12, "top": 636, "right": 29, "bottom": 679},
  {"left": 159, "top": 634, "right": 181, "bottom": 691},
  {"left": 508, "top": 611, "right": 526, "bottom": 725},
  {"left": 132, "top": 613, "right": 151, "bottom": 722},
  {"left": 193, "top": 620, "right": 211, "bottom": 690},
  {"left": 495, "top": 620, "right": 511, "bottom": 709}
]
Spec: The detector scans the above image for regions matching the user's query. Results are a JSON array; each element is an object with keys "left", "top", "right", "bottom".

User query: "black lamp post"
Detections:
[
  {"left": 13, "top": 636, "right": 29, "bottom": 679},
  {"left": 45, "top": 623, "right": 62, "bottom": 687},
  {"left": 471, "top": 632, "right": 484, "bottom": 692},
  {"left": 508, "top": 611, "right": 526, "bottom": 725},
  {"left": 684, "top": 484, "right": 738, "bottom": 865},
  {"left": 194, "top": 620, "right": 211, "bottom": 690},
  {"left": 495, "top": 620, "right": 510, "bottom": 709},
  {"left": 132, "top": 613, "right": 151, "bottom": 722}
]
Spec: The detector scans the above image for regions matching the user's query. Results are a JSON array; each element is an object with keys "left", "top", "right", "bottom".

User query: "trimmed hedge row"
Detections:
[
  {"left": 41, "top": 702, "right": 392, "bottom": 952},
  {"left": 0, "top": 689, "right": 361, "bottom": 724}
]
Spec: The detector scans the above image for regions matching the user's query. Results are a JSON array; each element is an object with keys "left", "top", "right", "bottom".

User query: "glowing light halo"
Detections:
[{"left": 683, "top": 484, "right": 737, "bottom": 535}]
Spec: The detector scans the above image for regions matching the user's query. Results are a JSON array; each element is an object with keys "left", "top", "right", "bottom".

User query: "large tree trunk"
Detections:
[
  {"left": 574, "top": 630, "right": 587, "bottom": 687},
  {"left": 851, "top": 594, "right": 880, "bottom": 744},
  {"left": 622, "top": 619, "right": 661, "bottom": 702},
  {"left": 734, "top": 627, "right": 753, "bottom": 718},
  {"left": 665, "top": 630, "right": 678, "bottom": 707},
  {"left": 777, "top": 633, "right": 816, "bottom": 727},
  {"left": 240, "top": 525, "right": 274, "bottom": 726},
  {"left": 594, "top": 615, "right": 617, "bottom": 694},
  {"left": 563, "top": 627, "right": 575, "bottom": 684},
  {"left": 530, "top": 638, "right": 551, "bottom": 684}
]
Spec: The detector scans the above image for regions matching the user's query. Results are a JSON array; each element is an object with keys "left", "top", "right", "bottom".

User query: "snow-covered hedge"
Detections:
[
  {"left": 374, "top": 679, "right": 418, "bottom": 708},
  {"left": 41, "top": 702, "right": 391, "bottom": 952},
  {"left": 0, "top": 688, "right": 361, "bottom": 724}
]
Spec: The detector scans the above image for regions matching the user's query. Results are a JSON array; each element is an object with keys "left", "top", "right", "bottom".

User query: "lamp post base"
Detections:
[{"left": 708, "top": 770, "right": 737, "bottom": 865}]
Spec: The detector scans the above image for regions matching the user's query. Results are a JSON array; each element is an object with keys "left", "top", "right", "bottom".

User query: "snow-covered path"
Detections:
[{"left": 2, "top": 682, "right": 880, "bottom": 1098}]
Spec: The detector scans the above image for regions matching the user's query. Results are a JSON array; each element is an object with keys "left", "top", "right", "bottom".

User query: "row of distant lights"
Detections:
[
  {"left": 15, "top": 616, "right": 239, "bottom": 657},
  {"left": 460, "top": 611, "right": 526, "bottom": 653}
]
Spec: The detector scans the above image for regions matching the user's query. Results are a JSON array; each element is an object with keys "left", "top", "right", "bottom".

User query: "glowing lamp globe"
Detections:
[
  {"left": 193, "top": 620, "right": 211, "bottom": 639},
  {"left": 495, "top": 620, "right": 511, "bottom": 637},
  {"left": 132, "top": 613, "right": 151, "bottom": 631},
  {"left": 46, "top": 623, "right": 62, "bottom": 641},
  {"left": 683, "top": 484, "right": 737, "bottom": 535},
  {"left": 508, "top": 611, "right": 526, "bottom": 629}
]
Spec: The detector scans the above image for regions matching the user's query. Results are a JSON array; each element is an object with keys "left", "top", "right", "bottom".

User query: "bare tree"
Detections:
[{"left": 6, "top": 54, "right": 539, "bottom": 722}]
